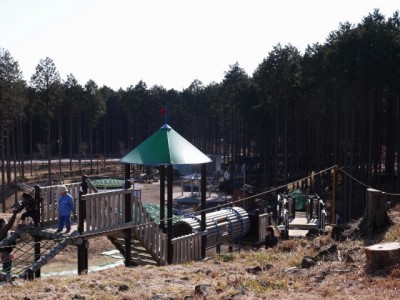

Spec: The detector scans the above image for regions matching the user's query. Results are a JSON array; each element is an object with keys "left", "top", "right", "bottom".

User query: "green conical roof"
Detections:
[{"left": 121, "top": 124, "right": 212, "bottom": 166}]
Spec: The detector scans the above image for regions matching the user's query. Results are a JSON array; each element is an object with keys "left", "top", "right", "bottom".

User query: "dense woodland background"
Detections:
[{"left": 1, "top": 10, "right": 400, "bottom": 219}]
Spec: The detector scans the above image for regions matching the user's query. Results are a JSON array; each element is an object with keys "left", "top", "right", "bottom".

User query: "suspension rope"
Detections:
[{"left": 338, "top": 166, "right": 400, "bottom": 196}]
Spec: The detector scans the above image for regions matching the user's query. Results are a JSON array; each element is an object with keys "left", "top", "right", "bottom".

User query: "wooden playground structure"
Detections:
[
  {"left": 0, "top": 174, "right": 329, "bottom": 281},
  {"left": 0, "top": 123, "right": 330, "bottom": 281}
]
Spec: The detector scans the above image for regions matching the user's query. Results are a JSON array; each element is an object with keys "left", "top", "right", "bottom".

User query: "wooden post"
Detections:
[
  {"left": 81, "top": 175, "right": 88, "bottom": 194},
  {"left": 78, "top": 175, "right": 88, "bottom": 234},
  {"left": 78, "top": 191, "right": 85, "bottom": 234},
  {"left": 332, "top": 166, "right": 337, "bottom": 224},
  {"left": 77, "top": 240, "right": 89, "bottom": 274},
  {"left": 254, "top": 209, "right": 260, "bottom": 248},
  {"left": 124, "top": 179, "right": 132, "bottom": 266},
  {"left": 167, "top": 165, "right": 173, "bottom": 264},
  {"left": 34, "top": 237, "right": 41, "bottom": 278},
  {"left": 125, "top": 164, "right": 130, "bottom": 180},
  {"left": 34, "top": 184, "right": 42, "bottom": 224},
  {"left": 200, "top": 164, "right": 206, "bottom": 259},
  {"left": 26, "top": 269, "right": 34, "bottom": 281},
  {"left": 159, "top": 166, "right": 165, "bottom": 230}
]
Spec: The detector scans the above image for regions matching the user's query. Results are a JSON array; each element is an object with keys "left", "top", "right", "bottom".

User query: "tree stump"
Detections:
[
  {"left": 359, "top": 188, "right": 391, "bottom": 235},
  {"left": 365, "top": 242, "right": 400, "bottom": 267}
]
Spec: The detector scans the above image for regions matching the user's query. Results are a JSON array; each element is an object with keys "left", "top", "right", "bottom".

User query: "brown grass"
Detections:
[
  {"left": 2, "top": 168, "right": 400, "bottom": 299},
  {"left": 2, "top": 218, "right": 400, "bottom": 300}
]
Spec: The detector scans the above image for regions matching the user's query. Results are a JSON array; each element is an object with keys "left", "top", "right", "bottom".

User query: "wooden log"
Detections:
[{"left": 365, "top": 242, "right": 400, "bottom": 267}]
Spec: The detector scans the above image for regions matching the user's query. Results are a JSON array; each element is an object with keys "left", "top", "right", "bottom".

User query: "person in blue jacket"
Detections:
[{"left": 56, "top": 185, "right": 74, "bottom": 233}]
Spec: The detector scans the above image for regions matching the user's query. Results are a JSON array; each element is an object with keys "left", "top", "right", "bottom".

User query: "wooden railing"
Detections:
[
  {"left": 79, "top": 187, "right": 167, "bottom": 264},
  {"left": 171, "top": 232, "right": 205, "bottom": 264},
  {"left": 38, "top": 181, "right": 208, "bottom": 266},
  {"left": 278, "top": 193, "right": 327, "bottom": 235},
  {"left": 80, "top": 189, "right": 131, "bottom": 232},
  {"left": 39, "top": 182, "right": 86, "bottom": 224},
  {"left": 131, "top": 193, "right": 167, "bottom": 265}
]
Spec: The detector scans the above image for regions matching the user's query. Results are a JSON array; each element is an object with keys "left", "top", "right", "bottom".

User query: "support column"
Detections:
[
  {"left": 125, "top": 164, "right": 131, "bottom": 180},
  {"left": 34, "top": 237, "right": 41, "bottom": 278},
  {"left": 167, "top": 165, "right": 173, "bottom": 264},
  {"left": 159, "top": 166, "right": 165, "bottom": 230},
  {"left": 34, "top": 184, "right": 42, "bottom": 225},
  {"left": 78, "top": 191, "right": 85, "bottom": 234},
  {"left": 81, "top": 175, "right": 88, "bottom": 194},
  {"left": 200, "top": 164, "right": 206, "bottom": 259},
  {"left": 77, "top": 240, "right": 89, "bottom": 274},
  {"left": 78, "top": 175, "right": 88, "bottom": 234},
  {"left": 124, "top": 179, "right": 132, "bottom": 266},
  {"left": 254, "top": 209, "right": 260, "bottom": 248}
]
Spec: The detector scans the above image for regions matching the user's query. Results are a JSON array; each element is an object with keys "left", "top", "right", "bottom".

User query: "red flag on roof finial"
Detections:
[
  {"left": 160, "top": 107, "right": 166, "bottom": 116},
  {"left": 160, "top": 106, "right": 167, "bottom": 125}
]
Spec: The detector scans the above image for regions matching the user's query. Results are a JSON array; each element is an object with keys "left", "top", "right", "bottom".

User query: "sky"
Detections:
[{"left": 0, "top": 0, "right": 398, "bottom": 91}]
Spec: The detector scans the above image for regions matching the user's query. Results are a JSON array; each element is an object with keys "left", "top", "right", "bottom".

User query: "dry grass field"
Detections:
[{"left": 1, "top": 166, "right": 400, "bottom": 299}]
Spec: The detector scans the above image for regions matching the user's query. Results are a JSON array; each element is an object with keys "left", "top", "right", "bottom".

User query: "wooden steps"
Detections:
[
  {"left": 288, "top": 211, "right": 319, "bottom": 230},
  {"left": 107, "top": 233, "right": 158, "bottom": 266}
]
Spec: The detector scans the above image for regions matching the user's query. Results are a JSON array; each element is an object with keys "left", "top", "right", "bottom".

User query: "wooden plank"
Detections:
[
  {"left": 45, "top": 188, "right": 50, "bottom": 223},
  {"left": 97, "top": 196, "right": 102, "bottom": 229},
  {"left": 81, "top": 188, "right": 132, "bottom": 200},
  {"left": 111, "top": 195, "right": 116, "bottom": 224},
  {"left": 86, "top": 199, "right": 91, "bottom": 231},
  {"left": 104, "top": 194, "right": 109, "bottom": 227},
  {"left": 117, "top": 195, "right": 121, "bottom": 224},
  {"left": 121, "top": 197, "right": 126, "bottom": 224}
]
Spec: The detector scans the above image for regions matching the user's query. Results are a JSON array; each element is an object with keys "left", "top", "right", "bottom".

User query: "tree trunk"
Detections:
[
  {"left": 6, "top": 136, "right": 11, "bottom": 184},
  {"left": 47, "top": 118, "right": 52, "bottom": 185},
  {"left": 89, "top": 125, "right": 93, "bottom": 174},
  {"left": 18, "top": 118, "right": 24, "bottom": 179},
  {"left": 69, "top": 114, "right": 73, "bottom": 171},
  {"left": 1, "top": 126, "right": 5, "bottom": 213},
  {"left": 30, "top": 114, "right": 33, "bottom": 177},
  {"left": 359, "top": 188, "right": 392, "bottom": 235}
]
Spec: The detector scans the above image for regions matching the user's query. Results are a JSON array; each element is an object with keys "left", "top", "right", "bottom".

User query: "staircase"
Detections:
[
  {"left": 288, "top": 211, "right": 319, "bottom": 230},
  {"left": 107, "top": 231, "right": 159, "bottom": 266},
  {"left": 286, "top": 211, "right": 319, "bottom": 237}
]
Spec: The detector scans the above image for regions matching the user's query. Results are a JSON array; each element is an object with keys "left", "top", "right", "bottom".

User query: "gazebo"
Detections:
[{"left": 120, "top": 124, "right": 212, "bottom": 263}]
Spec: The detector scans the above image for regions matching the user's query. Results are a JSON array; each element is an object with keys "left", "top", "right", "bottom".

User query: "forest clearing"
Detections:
[
  {"left": 1, "top": 7, "right": 400, "bottom": 299},
  {"left": 0, "top": 163, "right": 400, "bottom": 299}
]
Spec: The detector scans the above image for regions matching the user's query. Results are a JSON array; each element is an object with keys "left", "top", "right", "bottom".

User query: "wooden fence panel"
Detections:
[{"left": 171, "top": 232, "right": 205, "bottom": 264}]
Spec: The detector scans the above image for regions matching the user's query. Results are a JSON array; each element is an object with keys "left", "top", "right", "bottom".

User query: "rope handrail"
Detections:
[{"left": 338, "top": 167, "right": 400, "bottom": 196}]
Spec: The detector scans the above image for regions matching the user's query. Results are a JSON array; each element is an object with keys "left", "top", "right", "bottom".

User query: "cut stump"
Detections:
[
  {"left": 360, "top": 188, "right": 391, "bottom": 235},
  {"left": 365, "top": 242, "right": 400, "bottom": 267}
]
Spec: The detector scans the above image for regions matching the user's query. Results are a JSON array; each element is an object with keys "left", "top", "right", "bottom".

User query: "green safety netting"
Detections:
[
  {"left": 91, "top": 178, "right": 125, "bottom": 189},
  {"left": 289, "top": 189, "right": 307, "bottom": 211},
  {"left": 140, "top": 204, "right": 183, "bottom": 224}
]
